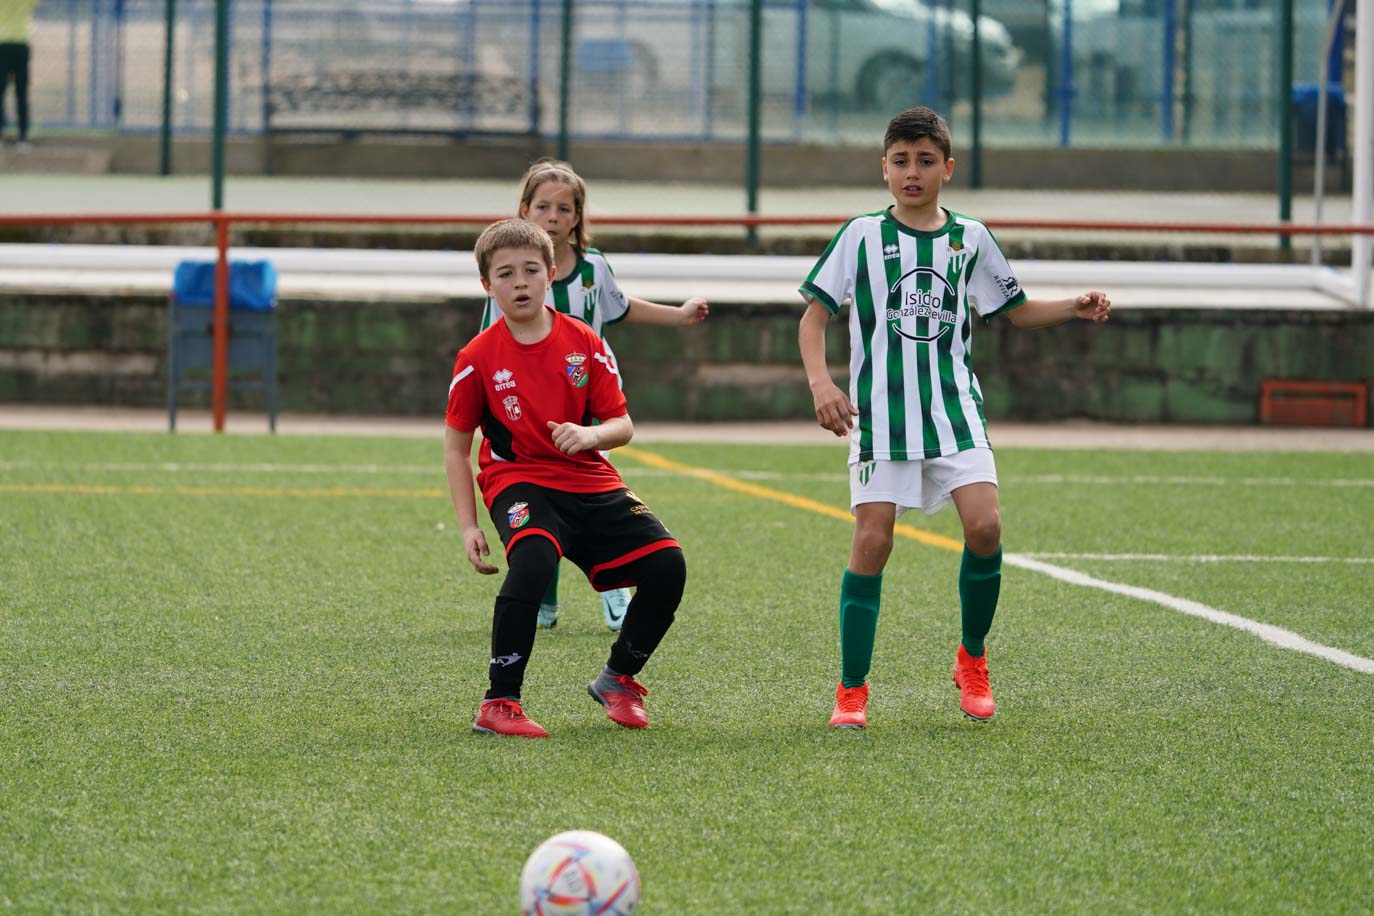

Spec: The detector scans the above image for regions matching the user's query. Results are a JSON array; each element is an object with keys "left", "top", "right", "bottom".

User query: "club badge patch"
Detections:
[
  {"left": 564, "top": 352, "right": 588, "bottom": 388},
  {"left": 502, "top": 395, "right": 522, "bottom": 421},
  {"left": 857, "top": 461, "right": 875, "bottom": 487},
  {"left": 507, "top": 501, "right": 530, "bottom": 529}
]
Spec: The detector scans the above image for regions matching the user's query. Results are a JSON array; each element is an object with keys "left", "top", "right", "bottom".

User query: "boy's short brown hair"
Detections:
[
  {"left": 884, "top": 107, "right": 952, "bottom": 160},
  {"left": 474, "top": 219, "right": 555, "bottom": 280}
]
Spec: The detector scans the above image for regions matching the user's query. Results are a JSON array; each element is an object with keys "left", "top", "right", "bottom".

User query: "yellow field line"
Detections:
[
  {"left": 620, "top": 446, "right": 964, "bottom": 553},
  {"left": 0, "top": 482, "right": 444, "bottom": 498}
]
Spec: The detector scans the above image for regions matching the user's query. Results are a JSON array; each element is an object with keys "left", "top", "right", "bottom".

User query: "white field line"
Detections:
[
  {"left": 5, "top": 454, "right": 1371, "bottom": 672},
  {"left": 1025, "top": 552, "right": 1374, "bottom": 565},
  {"left": 623, "top": 449, "right": 1374, "bottom": 676},
  {"left": 1007, "top": 555, "right": 1374, "bottom": 674},
  {"left": 3, "top": 461, "right": 1373, "bottom": 490}
]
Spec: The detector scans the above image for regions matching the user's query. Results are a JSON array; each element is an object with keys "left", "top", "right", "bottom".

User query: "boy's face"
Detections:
[
  {"left": 882, "top": 138, "right": 954, "bottom": 210},
  {"left": 481, "top": 246, "right": 553, "bottom": 323},
  {"left": 519, "top": 182, "right": 579, "bottom": 249}
]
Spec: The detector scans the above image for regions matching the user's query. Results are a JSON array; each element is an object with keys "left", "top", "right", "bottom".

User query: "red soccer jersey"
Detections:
[{"left": 446, "top": 312, "right": 629, "bottom": 507}]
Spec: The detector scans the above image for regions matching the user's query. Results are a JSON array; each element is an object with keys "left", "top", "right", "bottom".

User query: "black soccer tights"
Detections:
[
  {"left": 486, "top": 536, "right": 558, "bottom": 700},
  {"left": 597, "top": 547, "right": 686, "bottom": 677}
]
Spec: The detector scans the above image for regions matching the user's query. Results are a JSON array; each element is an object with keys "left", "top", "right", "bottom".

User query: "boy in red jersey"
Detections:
[{"left": 445, "top": 220, "right": 686, "bottom": 738}]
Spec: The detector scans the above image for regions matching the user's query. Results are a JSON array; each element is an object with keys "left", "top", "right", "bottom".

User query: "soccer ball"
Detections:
[{"left": 519, "top": 830, "right": 640, "bottom": 915}]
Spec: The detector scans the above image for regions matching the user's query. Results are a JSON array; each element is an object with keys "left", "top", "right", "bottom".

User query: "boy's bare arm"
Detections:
[
  {"left": 626, "top": 296, "right": 710, "bottom": 327},
  {"left": 546, "top": 413, "right": 634, "bottom": 454},
  {"left": 799, "top": 298, "right": 857, "bottom": 437},
  {"left": 1008, "top": 291, "right": 1111, "bottom": 329},
  {"left": 444, "top": 425, "right": 498, "bottom": 574}
]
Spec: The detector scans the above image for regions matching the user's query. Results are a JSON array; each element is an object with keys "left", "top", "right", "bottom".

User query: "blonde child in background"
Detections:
[{"left": 478, "top": 158, "right": 708, "bottom": 632}]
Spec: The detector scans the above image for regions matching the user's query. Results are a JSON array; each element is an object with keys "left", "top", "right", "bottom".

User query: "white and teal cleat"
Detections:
[
  {"left": 536, "top": 602, "right": 559, "bottom": 629},
  {"left": 600, "top": 588, "right": 631, "bottom": 631}
]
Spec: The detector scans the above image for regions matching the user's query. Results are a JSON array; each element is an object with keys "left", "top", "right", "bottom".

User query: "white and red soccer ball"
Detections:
[{"left": 519, "top": 830, "right": 640, "bottom": 915}]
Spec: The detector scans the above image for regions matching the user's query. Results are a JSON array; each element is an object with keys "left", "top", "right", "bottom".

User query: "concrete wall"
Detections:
[
  {"left": 45, "top": 132, "right": 1349, "bottom": 193},
  {"left": 3, "top": 291, "right": 1370, "bottom": 425}
]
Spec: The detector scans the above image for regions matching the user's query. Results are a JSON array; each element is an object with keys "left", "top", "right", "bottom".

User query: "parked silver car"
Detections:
[{"left": 574, "top": 0, "right": 1021, "bottom": 112}]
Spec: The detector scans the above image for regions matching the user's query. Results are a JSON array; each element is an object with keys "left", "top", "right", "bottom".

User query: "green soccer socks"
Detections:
[
  {"left": 839, "top": 569, "right": 882, "bottom": 688},
  {"left": 959, "top": 545, "right": 1002, "bottom": 658}
]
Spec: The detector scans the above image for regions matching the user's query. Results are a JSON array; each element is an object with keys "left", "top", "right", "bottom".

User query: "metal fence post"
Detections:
[
  {"left": 745, "top": 0, "right": 762, "bottom": 246},
  {"left": 160, "top": 0, "right": 176, "bottom": 174},
  {"left": 1278, "top": 0, "right": 1294, "bottom": 253},
  {"left": 970, "top": 0, "right": 982, "bottom": 189},
  {"left": 1161, "top": 0, "right": 1175, "bottom": 141},
  {"left": 1058, "top": 0, "right": 1072, "bottom": 146},
  {"left": 557, "top": 0, "right": 572, "bottom": 160}
]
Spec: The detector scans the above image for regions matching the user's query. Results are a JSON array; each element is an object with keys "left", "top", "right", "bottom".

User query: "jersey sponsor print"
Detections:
[{"left": 800, "top": 209, "right": 1026, "bottom": 464}]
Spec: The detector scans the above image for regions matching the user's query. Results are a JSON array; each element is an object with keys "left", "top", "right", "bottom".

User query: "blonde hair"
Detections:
[
  {"left": 518, "top": 158, "right": 590, "bottom": 251},
  {"left": 474, "top": 219, "right": 555, "bottom": 280}
]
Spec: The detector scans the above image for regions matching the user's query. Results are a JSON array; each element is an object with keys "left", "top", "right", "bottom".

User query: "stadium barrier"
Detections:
[{"left": 1, "top": 211, "right": 1372, "bottom": 430}]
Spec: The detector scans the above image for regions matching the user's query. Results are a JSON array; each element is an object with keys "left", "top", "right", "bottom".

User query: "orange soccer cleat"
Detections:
[
  {"left": 472, "top": 698, "right": 550, "bottom": 738},
  {"left": 587, "top": 673, "right": 650, "bottom": 729},
  {"left": 952, "top": 644, "right": 996, "bottom": 721},
  {"left": 829, "top": 682, "right": 869, "bottom": 729}
]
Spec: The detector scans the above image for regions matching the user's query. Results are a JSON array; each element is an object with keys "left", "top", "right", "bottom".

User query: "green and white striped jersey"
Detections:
[
  {"left": 478, "top": 248, "right": 629, "bottom": 337},
  {"left": 800, "top": 208, "right": 1027, "bottom": 464}
]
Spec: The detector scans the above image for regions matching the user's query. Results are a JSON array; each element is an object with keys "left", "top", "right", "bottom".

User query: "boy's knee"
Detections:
[
  {"left": 853, "top": 521, "right": 894, "bottom": 556},
  {"left": 640, "top": 547, "right": 686, "bottom": 596},
  {"left": 500, "top": 536, "right": 560, "bottom": 599},
  {"left": 963, "top": 512, "right": 1002, "bottom": 555}
]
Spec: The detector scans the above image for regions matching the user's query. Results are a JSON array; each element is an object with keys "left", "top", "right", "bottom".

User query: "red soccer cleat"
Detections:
[
  {"left": 472, "top": 698, "right": 550, "bottom": 738},
  {"left": 587, "top": 674, "right": 649, "bottom": 729},
  {"left": 952, "top": 644, "right": 996, "bottom": 721},
  {"left": 829, "top": 682, "right": 869, "bottom": 729}
]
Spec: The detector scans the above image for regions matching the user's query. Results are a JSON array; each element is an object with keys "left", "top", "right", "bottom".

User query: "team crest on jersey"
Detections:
[
  {"left": 948, "top": 249, "right": 969, "bottom": 273},
  {"left": 502, "top": 395, "right": 522, "bottom": 421},
  {"left": 564, "top": 352, "right": 589, "bottom": 388},
  {"left": 583, "top": 275, "right": 595, "bottom": 290},
  {"left": 887, "top": 267, "right": 959, "bottom": 343},
  {"left": 507, "top": 501, "right": 530, "bottom": 529},
  {"left": 857, "top": 461, "right": 875, "bottom": 487}
]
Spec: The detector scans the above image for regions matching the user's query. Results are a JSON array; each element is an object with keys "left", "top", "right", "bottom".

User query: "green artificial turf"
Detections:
[{"left": 1, "top": 430, "right": 1370, "bottom": 913}]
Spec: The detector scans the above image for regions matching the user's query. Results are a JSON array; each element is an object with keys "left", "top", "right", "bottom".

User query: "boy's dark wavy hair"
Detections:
[{"left": 884, "top": 107, "right": 952, "bottom": 160}]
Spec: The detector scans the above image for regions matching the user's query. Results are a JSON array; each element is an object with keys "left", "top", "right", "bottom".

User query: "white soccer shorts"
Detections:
[{"left": 849, "top": 447, "right": 998, "bottom": 517}]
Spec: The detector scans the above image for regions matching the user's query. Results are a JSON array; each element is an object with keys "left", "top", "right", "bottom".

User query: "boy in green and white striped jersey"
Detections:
[
  {"left": 478, "top": 159, "right": 709, "bottom": 632},
  {"left": 798, "top": 107, "right": 1111, "bottom": 728}
]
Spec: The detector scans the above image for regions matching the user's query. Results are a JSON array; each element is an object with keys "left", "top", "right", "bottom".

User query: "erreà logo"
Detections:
[{"left": 888, "top": 267, "right": 958, "bottom": 343}]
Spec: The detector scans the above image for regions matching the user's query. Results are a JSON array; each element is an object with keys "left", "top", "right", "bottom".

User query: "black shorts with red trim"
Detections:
[{"left": 488, "top": 482, "right": 680, "bottom": 591}]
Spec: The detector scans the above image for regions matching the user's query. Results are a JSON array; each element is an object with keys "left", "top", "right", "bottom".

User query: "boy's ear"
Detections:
[
  {"left": 880, "top": 155, "right": 889, "bottom": 180},
  {"left": 549, "top": 263, "right": 557, "bottom": 281},
  {"left": 943, "top": 157, "right": 956, "bottom": 182},
  {"left": 480, "top": 276, "right": 492, "bottom": 293}
]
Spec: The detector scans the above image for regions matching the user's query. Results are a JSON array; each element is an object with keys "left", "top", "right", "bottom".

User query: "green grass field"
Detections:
[{"left": 2, "top": 429, "right": 1372, "bottom": 913}]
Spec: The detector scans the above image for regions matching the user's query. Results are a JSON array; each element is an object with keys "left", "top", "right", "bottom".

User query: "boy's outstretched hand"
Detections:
[
  {"left": 463, "top": 526, "right": 499, "bottom": 575},
  {"left": 547, "top": 420, "right": 599, "bottom": 454},
  {"left": 812, "top": 379, "right": 859, "bottom": 437},
  {"left": 678, "top": 297, "right": 710, "bottom": 325},
  {"left": 1075, "top": 290, "right": 1112, "bottom": 323}
]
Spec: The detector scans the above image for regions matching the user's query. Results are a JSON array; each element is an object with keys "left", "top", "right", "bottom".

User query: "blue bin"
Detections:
[
  {"left": 1291, "top": 82, "right": 1347, "bottom": 159},
  {"left": 172, "top": 259, "right": 278, "bottom": 310},
  {"left": 167, "top": 259, "right": 279, "bottom": 432}
]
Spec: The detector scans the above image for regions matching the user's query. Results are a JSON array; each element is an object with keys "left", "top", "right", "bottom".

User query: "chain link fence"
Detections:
[{"left": 28, "top": 0, "right": 1336, "bottom": 149}]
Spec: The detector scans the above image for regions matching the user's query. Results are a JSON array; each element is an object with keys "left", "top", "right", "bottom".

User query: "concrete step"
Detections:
[{"left": 0, "top": 143, "right": 112, "bottom": 174}]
